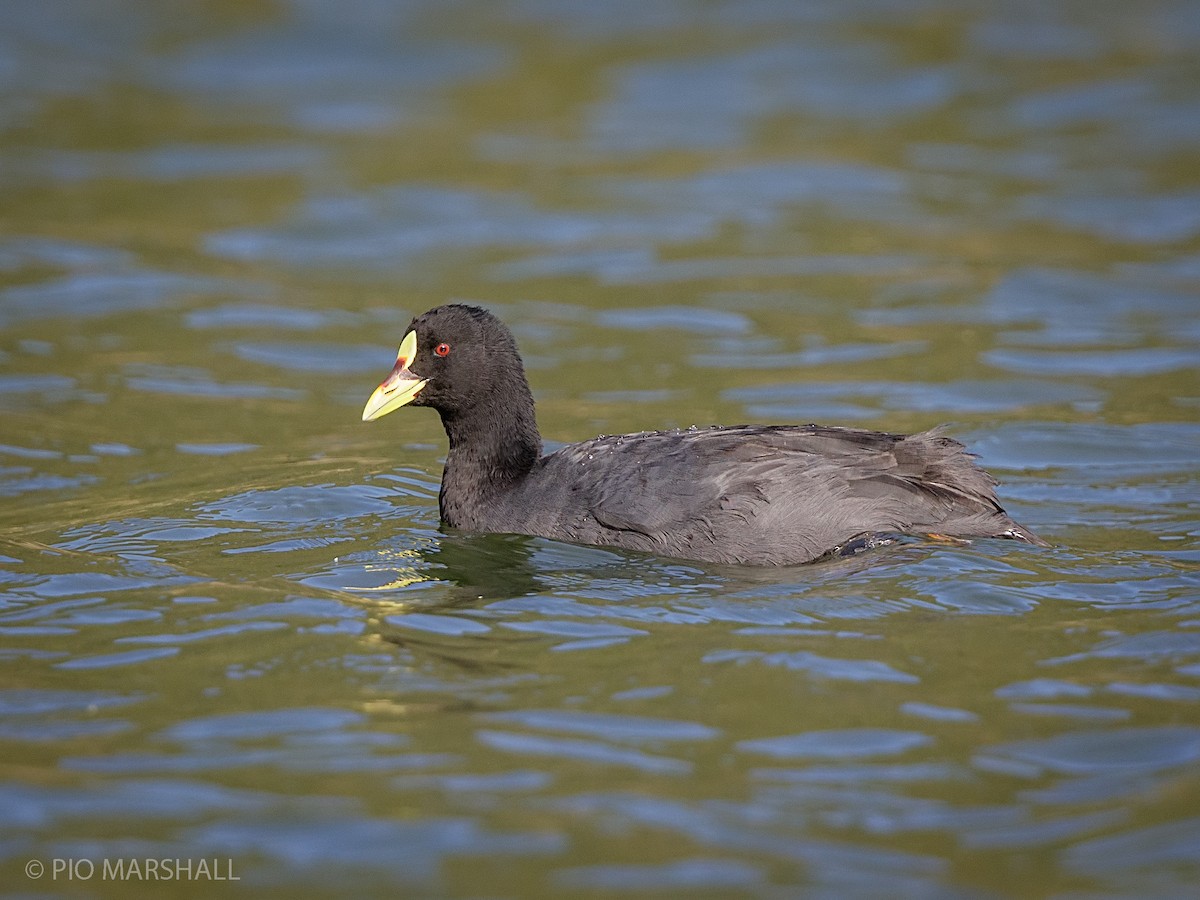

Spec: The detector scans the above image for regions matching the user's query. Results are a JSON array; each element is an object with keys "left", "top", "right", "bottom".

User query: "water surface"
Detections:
[{"left": 2, "top": 1, "right": 1198, "bottom": 897}]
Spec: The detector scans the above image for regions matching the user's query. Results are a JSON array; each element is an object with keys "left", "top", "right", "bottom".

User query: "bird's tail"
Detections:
[{"left": 1002, "top": 523, "right": 1051, "bottom": 547}]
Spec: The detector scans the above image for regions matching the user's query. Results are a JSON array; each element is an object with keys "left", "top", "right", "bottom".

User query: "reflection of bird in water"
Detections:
[
  {"left": 351, "top": 546, "right": 429, "bottom": 593},
  {"left": 346, "top": 533, "right": 546, "bottom": 604},
  {"left": 362, "top": 304, "right": 1047, "bottom": 567}
]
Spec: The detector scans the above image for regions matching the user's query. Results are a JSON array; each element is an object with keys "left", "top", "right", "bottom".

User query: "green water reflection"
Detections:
[{"left": 1, "top": 1, "right": 1198, "bottom": 897}]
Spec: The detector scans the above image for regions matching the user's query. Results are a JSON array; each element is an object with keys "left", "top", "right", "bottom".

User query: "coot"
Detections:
[{"left": 362, "top": 304, "right": 1046, "bottom": 565}]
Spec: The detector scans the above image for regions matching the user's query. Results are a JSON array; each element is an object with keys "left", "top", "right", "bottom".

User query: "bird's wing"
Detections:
[{"left": 563, "top": 426, "right": 1005, "bottom": 562}]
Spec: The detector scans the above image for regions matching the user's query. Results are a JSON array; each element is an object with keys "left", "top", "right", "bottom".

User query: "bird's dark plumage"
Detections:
[{"left": 362, "top": 304, "right": 1047, "bottom": 566}]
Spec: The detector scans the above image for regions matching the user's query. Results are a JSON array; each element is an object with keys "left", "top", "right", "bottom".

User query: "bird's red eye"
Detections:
[{"left": 434, "top": 342, "right": 451, "bottom": 357}]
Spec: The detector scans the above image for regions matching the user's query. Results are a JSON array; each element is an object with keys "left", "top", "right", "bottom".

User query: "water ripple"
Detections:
[
  {"left": 705, "top": 649, "right": 919, "bottom": 683},
  {"left": 3, "top": 3, "right": 1199, "bottom": 896},
  {"left": 739, "top": 730, "right": 934, "bottom": 760},
  {"left": 976, "top": 727, "right": 1200, "bottom": 776},
  {"left": 485, "top": 709, "right": 719, "bottom": 744},
  {"left": 476, "top": 729, "right": 691, "bottom": 775}
]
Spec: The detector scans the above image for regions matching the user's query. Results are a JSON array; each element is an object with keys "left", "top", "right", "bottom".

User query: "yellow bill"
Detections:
[{"left": 361, "top": 330, "right": 428, "bottom": 422}]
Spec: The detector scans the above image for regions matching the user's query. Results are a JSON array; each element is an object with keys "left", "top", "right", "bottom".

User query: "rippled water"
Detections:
[{"left": 2, "top": 1, "right": 1199, "bottom": 897}]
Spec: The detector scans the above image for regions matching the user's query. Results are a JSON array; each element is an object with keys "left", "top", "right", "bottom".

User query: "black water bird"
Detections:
[{"left": 362, "top": 304, "right": 1047, "bottom": 566}]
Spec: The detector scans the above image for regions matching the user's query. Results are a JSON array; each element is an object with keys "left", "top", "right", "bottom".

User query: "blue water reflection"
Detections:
[{"left": 2, "top": 0, "right": 1199, "bottom": 896}]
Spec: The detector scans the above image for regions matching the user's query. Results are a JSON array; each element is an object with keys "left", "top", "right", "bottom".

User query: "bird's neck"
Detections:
[{"left": 438, "top": 398, "right": 541, "bottom": 529}]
